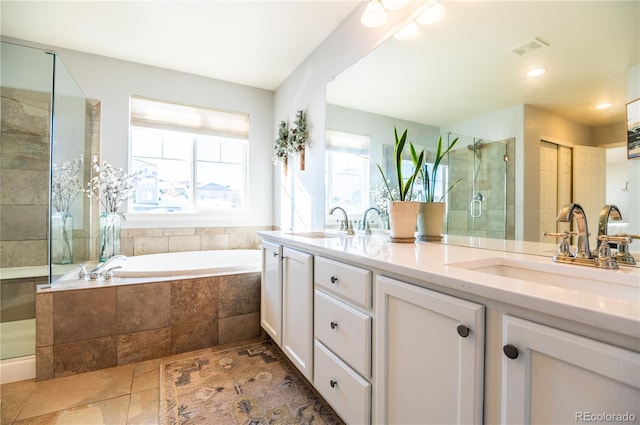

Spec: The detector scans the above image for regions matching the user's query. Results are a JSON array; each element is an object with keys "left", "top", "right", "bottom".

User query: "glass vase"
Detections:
[
  {"left": 52, "top": 212, "right": 73, "bottom": 264},
  {"left": 99, "top": 212, "right": 121, "bottom": 261}
]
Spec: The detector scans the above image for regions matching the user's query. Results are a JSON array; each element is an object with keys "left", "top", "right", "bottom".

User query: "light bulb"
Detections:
[
  {"left": 381, "top": 0, "right": 410, "bottom": 10},
  {"left": 526, "top": 68, "right": 547, "bottom": 78},
  {"left": 416, "top": 2, "right": 445, "bottom": 26},
  {"left": 361, "top": 0, "right": 388, "bottom": 28},
  {"left": 394, "top": 21, "right": 419, "bottom": 40}
]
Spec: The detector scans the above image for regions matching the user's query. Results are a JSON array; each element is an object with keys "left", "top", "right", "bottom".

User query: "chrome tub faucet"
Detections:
[{"left": 88, "top": 254, "right": 127, "bottom": 280}]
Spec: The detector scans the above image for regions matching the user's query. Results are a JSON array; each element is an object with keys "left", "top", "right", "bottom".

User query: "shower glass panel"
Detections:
[
  {"left": 0, "top": 42, "right": 53, "bottom": 360},
  {"left": 0, "top": 41, "right": 93, "bottom": 362},
  {"left": 50, "top": 51, "right": 92, "bottom": 281},
  {"left": 446, "top": 133, "right": 515, "bottom": 240}
]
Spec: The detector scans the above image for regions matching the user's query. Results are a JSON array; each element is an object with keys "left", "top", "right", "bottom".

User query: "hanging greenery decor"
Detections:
[
  {"left": 288, "top": 110, "right": 309, "bottom": 170},
  {"left": 273, "top": 110, "right": 309, "bottom": 173},
  {"left": 273, "top": 120, "right": 290, "bottom": 174}
]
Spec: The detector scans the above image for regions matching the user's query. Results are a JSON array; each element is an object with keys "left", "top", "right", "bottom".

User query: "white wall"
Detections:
[
  {"left": 273, "top": 2, "right": 428, "bottom": 231},
  {"left": 50, "top": 48, "right": 275, "bottom": 228}
]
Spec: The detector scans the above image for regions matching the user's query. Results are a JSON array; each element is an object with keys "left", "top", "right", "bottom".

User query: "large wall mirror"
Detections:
[{"left": 325, "top": 1, "right": 639, "bottom": 263}]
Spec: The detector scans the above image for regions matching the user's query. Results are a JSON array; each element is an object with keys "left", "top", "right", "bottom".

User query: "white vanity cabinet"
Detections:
[
  {"left": 281, "top": 247, "right": 314, "bottom": 381},
  {"left": 313, "top": 256, "right": 373, "bottom": 425},
  {"left": 260, "top": 242, "right": 314, "bottom": 380},
  {"left": 261, "top": 241, "right": 282, "bottom": 344},
  {"left": 375, "top": 275, "right": 485, "bottom": 425},
  {"left": 501, "top": 315, "right": 640, "bottom": 424}
]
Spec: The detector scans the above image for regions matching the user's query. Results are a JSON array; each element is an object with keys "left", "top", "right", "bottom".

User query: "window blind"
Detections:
[{"left": 130, "top": 96, "right": 249, "bottom": 139}]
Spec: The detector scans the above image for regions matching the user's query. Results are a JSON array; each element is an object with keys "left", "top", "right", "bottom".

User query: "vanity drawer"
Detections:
[
  {"left": 314, "top": 290, "right": 372, "bottom": 378},
  {"left": 314, "top": 340, "right": 371, "bottom": 425},
  {"left": 315, "top": 256, "right": 372, "bottom": 309}
]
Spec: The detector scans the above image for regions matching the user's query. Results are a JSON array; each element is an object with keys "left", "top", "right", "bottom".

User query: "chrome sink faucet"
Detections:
[
  {"left": 357, "top": 207, "right": 381, "bottom": 233},
  {"left": 556, "top": 203, "right": 592, "bottom": 258},
  {"left": 596, "top": 204, "right": 621, "bottom": 251},
  {"left": 89, "top": 254, "right": 127, "bottom": 280},
  {"left": 329, "top": 206, "right": 354, "bottom": 235}
]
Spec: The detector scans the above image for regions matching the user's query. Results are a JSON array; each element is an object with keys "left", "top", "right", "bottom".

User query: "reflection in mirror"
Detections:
[{"left": 325, "top": 1, "right": 639, "bottom": 265}]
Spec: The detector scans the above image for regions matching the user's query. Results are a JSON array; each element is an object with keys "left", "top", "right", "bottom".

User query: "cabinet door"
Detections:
[
  {"left": 282, "top": 247, "right": 314, "bottom": 380},
  {"left": 375, "top": 276, "right": 485, "bottom": 425},
  {"left": 261, "top": 241, "right": 282, "bottom": 345},
  {"left": 502, "top": 315, "right": 640, "bottom": 424}
]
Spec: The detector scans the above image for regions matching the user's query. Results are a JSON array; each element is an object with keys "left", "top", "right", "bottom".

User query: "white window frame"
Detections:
[
  {"left": 125, "top": 96, "right": 250, "bottom": 226},
  {"left": 325, "top": 129, "right": 371, "bottom": 223}
]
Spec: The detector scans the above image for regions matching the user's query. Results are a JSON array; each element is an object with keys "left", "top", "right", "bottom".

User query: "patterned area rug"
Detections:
[{"left": 160, "top": 340, "right": 345, "bottom": 425}]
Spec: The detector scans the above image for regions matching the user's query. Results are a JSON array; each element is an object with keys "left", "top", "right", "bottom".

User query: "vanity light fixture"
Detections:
[
  {"left": 595, "top": 102, "right": 612, "bottom": 109},
  {"left": 416, "top": 1, "right": 445, "bottom": 26},
  {"left": 361, "top": 0, "right": 388, "bottom": 28},
  {"left": 393, "top": 21, "right": 420, "bottom": 40},
  {"left": 526, "top": 67, "right": 547, "bottom": 78},
  {"left": 381, "top": 0, "right": 410, "bottom": 11}
]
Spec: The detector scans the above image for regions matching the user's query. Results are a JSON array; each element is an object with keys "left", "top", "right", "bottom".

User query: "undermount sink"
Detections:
[
  {"left": 449, "top": 257, "right": 638, "bottom": 295},
  {"left": 284, "top": 231, "right": 346, "bottom": 239}
]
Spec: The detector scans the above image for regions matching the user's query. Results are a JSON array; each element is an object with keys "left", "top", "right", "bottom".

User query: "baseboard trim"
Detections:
[{"left": 0, "top": 355, "right": 36, "bottom": 384}]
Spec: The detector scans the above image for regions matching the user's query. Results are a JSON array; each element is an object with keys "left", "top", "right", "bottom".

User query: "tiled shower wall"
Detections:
[
  {"left": 0, "top": 87, "right": 50, "bottom": 269},
  {"left": 447, "top": 138, "right": 516, "bottom": 239}
]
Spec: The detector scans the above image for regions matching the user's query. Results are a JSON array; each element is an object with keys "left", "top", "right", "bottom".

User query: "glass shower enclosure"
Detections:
[
  {"left": 446, "top": 133, "right": 516, "bottom": 240},
  {"left": 0, "top": 41, "right": 94, "bottom": 362}
]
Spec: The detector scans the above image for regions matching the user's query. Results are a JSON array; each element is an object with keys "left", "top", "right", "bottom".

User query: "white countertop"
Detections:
[{"left": 258, "top": 231, "right": 640, "bottom": 339}]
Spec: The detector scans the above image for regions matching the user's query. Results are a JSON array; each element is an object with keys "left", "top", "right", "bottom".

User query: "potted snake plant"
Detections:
[
  {"left": 375, "top": 127, "right": 424, "bottom": 242},
  {"left": 411, "top": 135, "right": 462, "bottom": 241}
]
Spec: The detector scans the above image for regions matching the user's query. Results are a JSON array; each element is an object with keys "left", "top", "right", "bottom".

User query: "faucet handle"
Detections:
[
  {"left": 103, "top": 266, "right": 122, "bottom": 281},
  {"left": 78, "top": 264, "right": 88, "bottom": 279},
  {"left": 543, "top": 231, "right": 576, "bottom": 257}
]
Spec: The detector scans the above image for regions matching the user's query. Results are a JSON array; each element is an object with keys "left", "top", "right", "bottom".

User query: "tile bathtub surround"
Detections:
[
  {"left": 35, "top": 272, "right": 262, "bottom": 380},
  {"left": 119, "top": 225, "right": 274, "bottom": 256}
]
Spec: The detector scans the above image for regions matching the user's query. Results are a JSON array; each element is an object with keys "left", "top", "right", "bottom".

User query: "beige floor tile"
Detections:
[
  {"left": 131, "top": 359, "right": 160, "bottom": 393},
  {"left": 1, "top": 379, "right": 38, "bottom": 425},
  {"left": 12, "top": 395, "right": 129, "bottom": 425},
  {"left": 127, "top": 388, "right": 159, "bottom": 425},
  {"left": 16, "top": 365, "right": 134, "bottom": 420}
]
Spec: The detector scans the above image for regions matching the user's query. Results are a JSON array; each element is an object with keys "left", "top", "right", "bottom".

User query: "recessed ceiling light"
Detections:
[
  {"left": 526, "top": 68, "right": 547, "bottom": 78},
  {"left": 595, "top": 102, "right": 612, "bottom": 109}
]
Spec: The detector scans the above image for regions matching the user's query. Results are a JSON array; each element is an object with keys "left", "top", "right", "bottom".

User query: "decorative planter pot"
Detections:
[
  {"left": 388, "top": 200, "right": 419, "bottom": 242},
  {"left": 417, "top": 202, "right": 446, "bottom": 242}
]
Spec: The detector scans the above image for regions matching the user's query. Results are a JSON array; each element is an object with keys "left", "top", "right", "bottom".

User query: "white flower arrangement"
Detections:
[
  {"left": 52, "top": 158, "right": 83, "bottom": 215},
  {"left": 371, "top": 181, "right": 398, "bottom": 214},
  {"left": 86, "top": 156, "right": 139, "bottom": 213}
]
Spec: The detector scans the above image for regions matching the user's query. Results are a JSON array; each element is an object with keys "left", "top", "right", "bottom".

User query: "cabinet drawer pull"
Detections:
[
  {"left": 330, "top": 275, "right": 338, "bottom": 284},
  {"left": 272, "top": 252, "right": 278, "bottom": 258},
  {"left": 503, "top": 344, "right": 519, "bottom": 359},
  {"left": 457, "top": 324, "right": 470, "bottom": 337},
  {"left": 330, "top": 321, "right": 338, "bottom": 329},
  {"left": 330, "top": 379, "right": 338, "bottom": 388}
]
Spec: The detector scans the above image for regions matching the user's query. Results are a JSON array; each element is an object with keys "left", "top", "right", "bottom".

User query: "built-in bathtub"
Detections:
[
  {"left": 113, "top": 249, "right": 261, "bottom": 278},
  {"left": 35, "top": 249, "right": 264, "bottom": 380}
]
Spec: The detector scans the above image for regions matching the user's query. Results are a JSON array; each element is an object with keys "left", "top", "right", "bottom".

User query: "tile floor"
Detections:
[{"left": 1, "top": 337, "right": 265, "bottom": 425}]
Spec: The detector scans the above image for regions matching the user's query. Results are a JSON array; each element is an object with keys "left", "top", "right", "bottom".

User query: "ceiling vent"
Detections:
[{"left": 510, "top": 37, "right": 549, "bottom": 56}]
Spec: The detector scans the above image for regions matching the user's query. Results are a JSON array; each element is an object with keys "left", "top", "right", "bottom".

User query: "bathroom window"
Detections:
[
  {"left": 129, "top": 96, "right": 248, "bottom": 214},
  {"left": 325, "top": 130, "right": 370, "bottom": 217}
]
